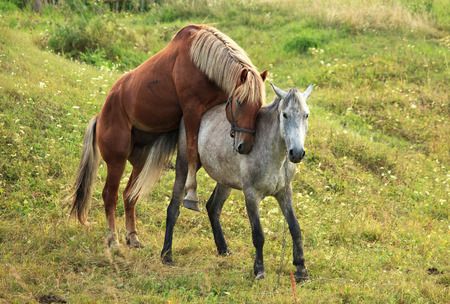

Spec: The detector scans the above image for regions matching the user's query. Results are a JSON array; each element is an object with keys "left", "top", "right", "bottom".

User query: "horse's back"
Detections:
[{"left": 105, "top": 32, "right": 186, "bottom": 133}]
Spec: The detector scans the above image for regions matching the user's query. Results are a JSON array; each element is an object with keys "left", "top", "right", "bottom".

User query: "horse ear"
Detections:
[
  {"left": 303, "top": 84, "right": 313, "bottom": 98},
  {"left": 270, "top": 82, "right": 287, "bottom": 99},
  {"left": 260, "top": 70, "right": 268, "bottom": 81},
  {"left": 238, "top": 68, "right": 249, "bottom": 86}
]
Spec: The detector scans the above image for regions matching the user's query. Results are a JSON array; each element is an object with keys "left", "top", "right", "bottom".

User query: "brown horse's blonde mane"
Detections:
[{"left": 189, "top": 26, "right": 265, "bottom": 105}]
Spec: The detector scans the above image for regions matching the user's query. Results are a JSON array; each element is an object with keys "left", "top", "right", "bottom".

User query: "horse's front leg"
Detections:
[
  {"left": 161, "top": 145, "right": 188, "bottom": 264},
  {"left": 244, "top": 189, "right": 265, "bottom": 279},
  {"left": 182, "top": 111, "right": 203, "bottom": 212},
  {"left": 275, "top": 186, "right": 309, "bottom": 282}
]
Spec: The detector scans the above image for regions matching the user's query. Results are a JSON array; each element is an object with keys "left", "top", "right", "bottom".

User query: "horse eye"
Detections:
[
  {"left": 305, "top": 113, "right": 309, "bottom": 119},
  {"left": 283, "top": 113, "right": 288, "bottom": 119}
]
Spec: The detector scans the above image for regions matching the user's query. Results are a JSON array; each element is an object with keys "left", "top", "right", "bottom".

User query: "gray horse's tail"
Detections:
[
  {"left": 69, "top": 116, "right": 99, "bottom": 225},
  {"left": 128, "top": 131, "right": 178, "bottom": 201}
]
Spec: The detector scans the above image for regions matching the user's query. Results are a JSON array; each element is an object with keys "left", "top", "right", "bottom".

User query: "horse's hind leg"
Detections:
[
  {"left": 97, "top": 108, "right": 131, "bottom": 248},
  {"left": 206, "top": 183, "right": 231, "bottom": 255},
  {"left": 102, "top": 161, "right": 127, "bottom": 248},
  {"left": 123, "top": 166, "right": 144, "bottom": 248},
  {"left": 120, "top": 145, "right": 147, "bottom": 248}
]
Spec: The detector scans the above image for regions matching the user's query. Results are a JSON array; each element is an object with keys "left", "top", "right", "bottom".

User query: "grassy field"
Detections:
[{"left": 0, "top": 0, "right": 449, "bottom": 303}]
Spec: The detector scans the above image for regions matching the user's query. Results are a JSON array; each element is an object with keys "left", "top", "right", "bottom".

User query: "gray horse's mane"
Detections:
[{"left": 258, "top": 96, "right": 281, "bottom": 115}]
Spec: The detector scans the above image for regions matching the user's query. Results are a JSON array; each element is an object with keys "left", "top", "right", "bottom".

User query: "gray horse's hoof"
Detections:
[
  {"left": 218, "top": 249, "right": 231, "bottom": 256},
  {"left": 183, "top": 199, "right": 200, "bottom": 212},
  {"left": 161, "top": 253, "right": 174, "bottom": 265},
  {"left": 295, "top": 268, "right": 309, "bottom": 282},
  {"left": 255, "top": 271, "right": 265, "bottom": 280}
]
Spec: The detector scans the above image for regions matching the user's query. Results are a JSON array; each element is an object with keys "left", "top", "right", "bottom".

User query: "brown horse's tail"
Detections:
[
  {"left": 128, "top": 131, "right": 178, "bottom": 201},
  {"left": 69, "top": 116, "right": 99, "bottom": 225}
]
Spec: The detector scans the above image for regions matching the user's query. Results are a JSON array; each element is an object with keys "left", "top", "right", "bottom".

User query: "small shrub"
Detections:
[
  {"left": 48, "top": 18, "right": 92, "bottom": 56},
  {"left": 284, "top": 28, "right": 339, "bottom": 54},
  {"left": 47, "top": 15, "right": 145, "bottom": 70},
  {"left": 0, "top": 0, "right": 18, "bottom": 11},
  {"left": 285, "top": 36, "right": 320, "bottom": 53},
  {"left": 159, "top": 6, "right": 178, "bottom": 22},
  {"left": 79, "top": 49, "right": 109, "bottom": 68}
]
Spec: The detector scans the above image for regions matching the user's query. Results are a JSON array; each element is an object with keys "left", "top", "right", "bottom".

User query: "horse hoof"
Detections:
[
  {"left": 106, "top": 239, "right": 123, "bottom": 257},
  {"left": 255, "top": 271, "right": 265, "bottom": 280},
  {"left": 161, "top": 256, "right": 174, "bottom": 265},
  {"left": 161, "top": 251, "right": 174, "bottom": 265},
  {"left": 218, "top": 249, "right": 231, "bottom": 256},
  {"left": 126, "top": 234, "right": 143, "bottom": 249},
  {"left": 106, "top": 234, "right": 120, "bottom": 249},
  {"left": 295, "top": 268, "right": 309, "bottom": 283},
  {"left": 183, "top": 199, "right": 200, "bottom": 212}
]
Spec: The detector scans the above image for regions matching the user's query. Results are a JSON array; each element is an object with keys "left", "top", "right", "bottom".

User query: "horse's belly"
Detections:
[
  {"left": 130, "top": 102, "right": 182, "bottom": 133},
  {"left": 201, "top": 158, "right": 243, "bottom": 190}
]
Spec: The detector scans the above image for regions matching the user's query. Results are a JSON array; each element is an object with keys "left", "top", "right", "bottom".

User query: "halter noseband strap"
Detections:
[{"left": 226, "top": 97, "right": 256, "bottom": 138}]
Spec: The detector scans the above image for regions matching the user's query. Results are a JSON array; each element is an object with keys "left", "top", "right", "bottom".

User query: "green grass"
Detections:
[{"left": 0, "top": 1, "right": 449, "bottom": 303}]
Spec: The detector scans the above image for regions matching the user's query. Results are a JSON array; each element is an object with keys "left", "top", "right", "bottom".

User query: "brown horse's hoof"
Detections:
[
  {"left": 106, "top": 232, "right": 120, "bottom": 249},
  {"left": 126, "top": 233, "right": 143, "bottom": 249},
  {"left": 183, "top": 199, "right": 200, "bottom": 212},
  {"left": 105, "top": 238, "right": 124, "bottom": 257}
]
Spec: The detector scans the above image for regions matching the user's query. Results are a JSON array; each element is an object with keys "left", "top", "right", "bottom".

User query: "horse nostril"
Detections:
[
  {"left": 238, "top": 143, "right": 244, "bottom": 153},
  {"left": 289, "top": 149, "right": 294, "bottom": 156},
  {"left": 301, "top": 150, "right": 306, "bottom": 158}
]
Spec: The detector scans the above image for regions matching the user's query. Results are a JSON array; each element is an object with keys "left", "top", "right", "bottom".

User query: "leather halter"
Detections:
[{"left": 225, "top": 97, "right": 256, "bottom": 138}]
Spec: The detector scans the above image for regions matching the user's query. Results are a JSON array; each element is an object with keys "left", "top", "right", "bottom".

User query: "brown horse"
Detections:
[{"left": 69, "top": 24, "right": 267, "bottom": 248}]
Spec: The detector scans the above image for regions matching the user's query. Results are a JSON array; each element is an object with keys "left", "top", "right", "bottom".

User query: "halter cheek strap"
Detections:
[{"left": 226, "top": 97, "right": 256, "bottom": 138}]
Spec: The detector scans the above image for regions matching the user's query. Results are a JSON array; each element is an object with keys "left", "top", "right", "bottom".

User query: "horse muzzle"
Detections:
[
  {"left": 289, "top": 148, "right": 305, "bottom": 163},
  {"left": 236, "top": 141, "right": 249, "bottom": 154},
  {"left": 234, "top": 135, "right": 254, "bottom": 154}
]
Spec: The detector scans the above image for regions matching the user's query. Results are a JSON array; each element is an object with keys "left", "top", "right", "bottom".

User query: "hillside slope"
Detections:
[{"left": 0, "top": 3, "right": 449, "bottom": 303}]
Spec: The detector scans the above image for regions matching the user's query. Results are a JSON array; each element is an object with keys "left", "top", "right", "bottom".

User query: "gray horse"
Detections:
[{"left": 161, "top": 83, "right": 313, "bottom": 282}]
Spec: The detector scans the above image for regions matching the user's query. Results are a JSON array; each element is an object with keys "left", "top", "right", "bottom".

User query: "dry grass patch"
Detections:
[{"left": 263, "top": 0, "right": 440, "bottom": 36}]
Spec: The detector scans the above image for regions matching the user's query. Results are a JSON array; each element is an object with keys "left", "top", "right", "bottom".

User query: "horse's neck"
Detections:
[{"left": 257, "top": 105, "right": 287, "bottom": 164}]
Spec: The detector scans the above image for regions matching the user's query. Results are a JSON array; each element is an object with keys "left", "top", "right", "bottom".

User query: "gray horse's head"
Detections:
[{"left": 271, "top": 83, "right": 313, "bottom": 163}]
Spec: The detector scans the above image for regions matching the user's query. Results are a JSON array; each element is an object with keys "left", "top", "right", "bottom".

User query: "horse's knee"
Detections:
[
  {"left": 205, "top": 198, "right": 216, "bottom": 216},
  {"left": 124, "top": 197, "right": 137, "bottom": 212},
  {"left": 102, "top": 187, "right": 118, "bottom": 207},
  {"left": 253, "top": 232, "right": 264, "bottom": 248},
  {"left": 167, "top": 199, "right": 181, "bottom": 218}
]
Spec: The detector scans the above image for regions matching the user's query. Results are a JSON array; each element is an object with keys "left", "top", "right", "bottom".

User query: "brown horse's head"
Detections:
[{"left": 226, "top": 69, "right": 268, "bottom": 154}]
